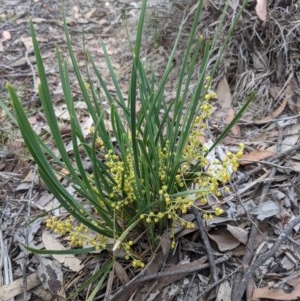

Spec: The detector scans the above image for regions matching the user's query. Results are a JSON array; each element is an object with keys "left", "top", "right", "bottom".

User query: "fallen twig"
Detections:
[
  {"left": 110, "top": 255, "right": 230, "bottom": 301},
  {"left": 201, "top": 265, "right": 242, "bottom": 297},
  {"left": 192, "top": 207, "right": 219, "bottom": 284},
  {"left": 232, "top": 215, "right": 300, "bottom": 301}
]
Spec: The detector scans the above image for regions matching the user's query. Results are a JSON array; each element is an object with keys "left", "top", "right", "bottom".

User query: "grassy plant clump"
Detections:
[
  {"left": 44, "top": 79, "right": 244, "bottom": 260},
  {"left": 7, "top": 0, "right": 251, "bottom": 297}
]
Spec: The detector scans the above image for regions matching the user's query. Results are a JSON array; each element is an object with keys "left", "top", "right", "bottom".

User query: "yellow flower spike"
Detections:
[
  {"left": 205, "top": 75, "right": 212, "bottom": 82},
  {"left": 236, "top": 150, "right": 243, "bottom": 158},
  {"left": 204, "top": 94, "right": 210, "bottom": 101},
  {"left": 158, "top": 212, "right": 164, "bottom": 219},
  {"left": 215, "top": 207, "right": 224, "bottom": 216},
  {"left": 189, "top": 222, "right": 195, "bottom": 229},
  {"left": 132, "top": 261, "right": 137, "bottom": 268},
  {"left": 140, "top": 262, "right": 145, "bottom": 268}
]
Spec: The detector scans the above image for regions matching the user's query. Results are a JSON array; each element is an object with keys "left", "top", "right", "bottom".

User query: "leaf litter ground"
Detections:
[{"left": 0, "top": 0, "right": 300, "bottom": 300}]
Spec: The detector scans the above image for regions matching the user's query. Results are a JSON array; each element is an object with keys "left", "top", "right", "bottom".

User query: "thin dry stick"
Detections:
[
  {"left": 231, "top": 223, "right": 257, "bottom": 300},
  {"left": 192, "top": 207, "right": 219, "bottom": 284},
  {"left": 233, "top": 215, "right": 300, "bottom": 301},
  {"left": 201, "top": 265, "right": 243, "bottom": 297},
  {"left": 23, "top": 166, "right": 37, "bottom": 301},
  {"left": 110, "top": 255, "right": 230, "bottom": 301},
  {"left": 272, "top": 269, "right": 300, "bottom": 288}
]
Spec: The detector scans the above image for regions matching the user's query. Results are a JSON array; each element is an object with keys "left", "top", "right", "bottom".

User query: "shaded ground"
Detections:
[{"left": 1, "top": 0, "right": 300, "bottom": 300}]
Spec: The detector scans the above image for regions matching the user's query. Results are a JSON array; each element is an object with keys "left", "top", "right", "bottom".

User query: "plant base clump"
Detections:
[{"left": 46, "top": 84, "right": 245, "bottom": 264}]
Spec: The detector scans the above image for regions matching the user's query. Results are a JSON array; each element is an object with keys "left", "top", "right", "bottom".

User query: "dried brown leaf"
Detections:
[
  {"left": 255, "top": 0, "right": 267, "bottom": 21},
  {"left": 226, "top": 224, "right": 248, "bottom": 245},
  {"left": 37, "top": 257, "right": 64, "bottom": 296},
  {"left": 217, "top": 76, "right": 232, "bottom": 110},
  {"left": 250, "top": 200, "right": 280, "bottom": 220},
  {"left": 0, "top": 273, "right": 40, "bottom": 301},
  {"left": 225, "top": 109, "right": 240, "bottom": 137},
  {"left": 1, "top": 30, "right": 11, "bottom": 42},
  {"left": 239, "top": 150, "right": 277, "bottom": 165},
  {"left": 253, "top": 99, "right": 287, "bottom": 124},
  {"left": 208, "top": 229, "right": 240, "bottom": 251},
  {"left": 20, "top": 36, "right": 34, "bottom": 52},
  {"left": 42, "top": 230, "right": 82, "bottom": 272},
  {"left": 252, "top": 277, "right": 300, "bottom": 300},
  {"left": 114, "top": 261, "right": 129, "bottom": 285},
  {"left": 216, "top": 280, "right": 231, "bottom": 301},
  {"left": 279, "top": 123, "right": 300, "bottom": 153}
]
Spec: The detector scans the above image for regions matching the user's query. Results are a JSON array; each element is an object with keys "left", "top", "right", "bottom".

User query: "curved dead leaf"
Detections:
[
  {"left": 0, "top": 273, "right": 40, "bottom": 301},
  {"left": 225, "top": 109, "right": 240, "bottom": 137},
  {"left": 1, "top": 30, "right": 11, "bottom": 42},
  {"left": 250, "top": 200, "right": 280, "bottom": 221},
  {"left": 208, "top": 229, "right": 240, "bottom": 251},
  {"left": 239, "top": 150, "right": 277, "bottom": 165},
  {"left": 226, "top": 224, "right": 248, "bottom": 245},
  {"left": 252, "top": 277, "right": 300, "bottom": 300},
  {"left": 37, "top": 257, "right": 64, "bottom": 296},
  {"left": 217, "top": 76, "right": 232, "bottom": 110},
  {"left": 255, "top": 0, "right": 267, "bottom": 21},
  {"left": 114, "top": 261, "right": 129, "bottom": 285},
  {"left": 253, "top": 99, "right": 287, "bottom": 124}
]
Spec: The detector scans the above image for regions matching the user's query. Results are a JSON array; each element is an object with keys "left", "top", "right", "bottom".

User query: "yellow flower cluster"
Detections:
[
  {"left": 158, "top": 140, "right": 170, "bottom": 182},
  {"left": 206, "top": 142, "right": 245, "bottom": 186},
  {"left": 121, "top": 240, "right": 145, "bottom": 268},
  {"left": 104, "top": 150, "right": 137, "bottom": 210},
  {"left": 203, "top": 207, "right": 224, "bottom": 219},
  {"left": 89, "top": 126, "right": 104, "bottom": 148},
  {"left": 46, "top": 216, "right": 108, "bottom": 250},
  {"left": 132, "top": 259, "right": 145, "bottom": 268}
]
